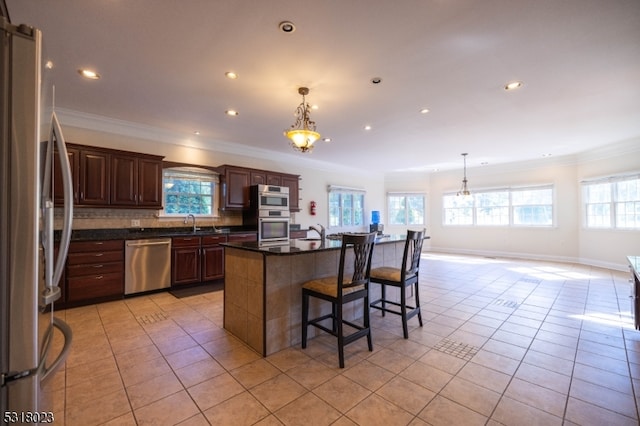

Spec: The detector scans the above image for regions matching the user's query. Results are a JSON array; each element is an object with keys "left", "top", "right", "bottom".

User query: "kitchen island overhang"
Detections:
[{"left": 221, "top": 234, "right": 429, "bottom": 356}]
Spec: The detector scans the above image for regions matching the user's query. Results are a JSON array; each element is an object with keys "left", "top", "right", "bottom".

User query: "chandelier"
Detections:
[
  {"left": 457, "top": 153, "right": 471, "bottom": 197},
  {"left": 285, "top": 87, "right": 320, "bottom": 153}
]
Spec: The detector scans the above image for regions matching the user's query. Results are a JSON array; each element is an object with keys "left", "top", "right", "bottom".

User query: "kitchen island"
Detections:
[{"left": 221, "top": 235, "right": 427, "bottom": 356}]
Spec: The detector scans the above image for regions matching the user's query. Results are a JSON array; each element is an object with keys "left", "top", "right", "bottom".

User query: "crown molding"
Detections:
[{"left": 55, "top": 108, "right": 376, "bottom": 177}]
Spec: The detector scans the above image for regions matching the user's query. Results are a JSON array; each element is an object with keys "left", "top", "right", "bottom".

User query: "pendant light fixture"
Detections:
[
  {"left": 457, "top": 153, "right": 471, "bottom": 197},
  {"left": 285, "top": 87, "right": 320, "bottom": 153}
]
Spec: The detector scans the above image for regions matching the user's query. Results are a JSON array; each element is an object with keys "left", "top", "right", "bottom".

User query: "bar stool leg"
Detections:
[{"left": 302, "top": 292, "right": 309, "bottom": 348}]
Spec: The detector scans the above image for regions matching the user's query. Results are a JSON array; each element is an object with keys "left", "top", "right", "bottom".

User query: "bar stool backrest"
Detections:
[
  {"left": 402, "top": 229, "right": 425, "bottom": 281},
  {"left": 339, "top": 233, "right": 377, "bottom": 293}
]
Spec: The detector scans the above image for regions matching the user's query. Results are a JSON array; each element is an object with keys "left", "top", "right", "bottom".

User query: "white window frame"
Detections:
[
  {"left": 327, "top": 185, "right": 366, "bottom": 231},
  {"left": 160, "top": 167, "right": 220, "bottom": 218},
  {"left": 582, "top": 173, "right": 640, "bottom": 230},
  {"left": 443, "top": 184, "right": 554, "bottom": 227},
  {"left": 387, "top": 192, "right": 426, "bottom": 226}
]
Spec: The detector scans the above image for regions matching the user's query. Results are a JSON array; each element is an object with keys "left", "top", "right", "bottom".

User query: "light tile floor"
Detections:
[{"left": 47, "top": 253, "right": 640, "bottom": 425}]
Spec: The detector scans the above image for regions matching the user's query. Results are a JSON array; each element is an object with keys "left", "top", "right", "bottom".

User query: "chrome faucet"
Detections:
[
  {"left": 309, "top": 224, "right": 326, "bottom": 240},
  {"left": 184, "top": 214, "right": 200, "bottom": 233}
]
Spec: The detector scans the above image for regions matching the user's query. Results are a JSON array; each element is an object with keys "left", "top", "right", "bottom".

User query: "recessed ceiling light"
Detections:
[
  {"left": 225, "top": 110, "right": 239, "bottom": 116},
  {"left": 311, "top": 104, "right": 319, "bottom": 110},
  {"left": 480, "top": 161, "right": 489, "bottom": 166},
  {"left": 420, "top": 108, "right": 430, "bottom": 114},
  {"left": 193, "top": 131, "right": 200, "bottom": 135},
  {"left": 45, "top": 60, "right": 54, "bottom": 69},
  {"left": 225, "top": 71, "right": 238, "bottom": 79},
  {"left": 364, "top": 125, "right": 372, "bottom": 131},
  {"left": 371, "top": 77, "right": 382, "bottom": 84},
  {"left": 504, "top": 81, "right": 523, "bottom": 91},
  {"left": 78, "top": 68, "right": 100, "bottom": 80},
  {"left": 542, "top": 153, "right": 552, "bottom": 157},
  {"left": 279, "top": 21, "right": 296, "bottom": 33},
  {"left": 323, "top": 138, "right": 331, "bottom": 142}
]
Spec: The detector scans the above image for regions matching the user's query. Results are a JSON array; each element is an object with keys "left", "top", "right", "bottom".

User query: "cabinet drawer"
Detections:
[
  {"left": 228, "top": 233, "right": 257, "bottom": 242},
  {"left": 67, "top": 250, "right": 123, "bottom": 266},
  {"left": 202, "top": 235, "right": 227, "bottom": 246},
  {"left": 66, "top": 261, "right": 123, "bottom": 278},
  {"left": 67, "top": 272, "right": 123, "bottom": 302},
  {"left": 69, "top": 239, "right": 123, "bottom": 253},
  {"left": 172, "top": 236, "right": 201, "bottom": 247}
]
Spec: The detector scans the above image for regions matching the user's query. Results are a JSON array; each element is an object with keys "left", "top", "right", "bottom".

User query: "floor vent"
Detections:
[
  {"left": 493, "top": 299, "right": 520, "bottom": 309},
  {"left": 520, "top": 277, "right": 542, "bottom": 284},
  {"left": 433, "top": 338, "right": 479, "bottom": 361},
  {"left": 136, "top": 312, "right": 168, "bottom": 325}
]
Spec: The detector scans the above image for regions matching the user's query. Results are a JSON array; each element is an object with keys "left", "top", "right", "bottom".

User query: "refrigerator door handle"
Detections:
[
  {"left": 39, "top": 317, "right": 73, "bottom": 383},
  {"left": 40, "top": 111, "right": 73, "bottom": 306}
]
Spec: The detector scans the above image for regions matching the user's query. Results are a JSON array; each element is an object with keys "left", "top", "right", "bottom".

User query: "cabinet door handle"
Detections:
[
  {"left": 94, "top": 253, "right": 104, "bottom": 257},
  {"left": 93, "top": 264, "right": 104, "bottom": 268},
  {"left": 95, "top": 275, "right": 104, "bottom": 280}
]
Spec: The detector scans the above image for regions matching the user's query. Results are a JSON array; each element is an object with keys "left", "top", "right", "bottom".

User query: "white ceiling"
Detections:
[{"left": 7, "top": 0, "right": 640, "bottom": 173}]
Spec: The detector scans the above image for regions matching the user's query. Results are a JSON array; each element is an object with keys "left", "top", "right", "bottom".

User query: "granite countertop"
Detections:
[
  {"left": 222, "top": 234, "right": 430, "bottom": 255},
  {"left": 56, "top": 226, "right": 258, "bottom": 242}
]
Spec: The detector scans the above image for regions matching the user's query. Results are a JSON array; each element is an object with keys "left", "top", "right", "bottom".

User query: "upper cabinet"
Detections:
[
  {"left": 280, "top": 174, "right": 300, "bottom": 212},
  {"left": 222, "top": 166, "right": 251, "bottom": 210},
  {"left": 111, "top": 153, "right": 163, "bottom": 207},
  {"left": 54, "top": 143, "right": 164, "bottom": 209},
  {"left": 220, "top": 165, "right": 300, "bottom": 211}
]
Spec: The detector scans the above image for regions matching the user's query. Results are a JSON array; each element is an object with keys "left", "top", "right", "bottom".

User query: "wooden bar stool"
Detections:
[
  {"left": 301, "top": 233, "right": 377, "bottom": 368},
  {"left": 369, "top": 229, "right": 425, "bottom": 338}
]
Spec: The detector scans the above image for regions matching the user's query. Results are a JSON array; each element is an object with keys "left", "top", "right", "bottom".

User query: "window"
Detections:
[
  {"left": 583, "top": 175, "right": 640, "bottom": 229},
  {"left": 328, "top": 186, "right": 365, "bottom": 229},
  {"left": 388, "top": 193, "right": 425, "bottom": 225},
  {"left": 512, "top": 187, "right": 553, "bottom": 226},
  {"left": 443, "top": 185, "right": 554, "bottom": 226},
  {"left": 475, "top": 191, "right": 509, "bottom": 225},
  {"left": 162, "top": 167, "right": 219, "bottom": 216}
]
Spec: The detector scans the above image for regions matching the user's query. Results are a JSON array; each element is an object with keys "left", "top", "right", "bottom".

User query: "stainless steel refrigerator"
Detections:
[{"left": 1, "top": 17, "right": 74, "bottom": 415}]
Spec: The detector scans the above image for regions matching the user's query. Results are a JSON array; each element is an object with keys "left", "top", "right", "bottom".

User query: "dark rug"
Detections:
[{"left": 169, "top": 282, "right": 223, "bottom": 298}]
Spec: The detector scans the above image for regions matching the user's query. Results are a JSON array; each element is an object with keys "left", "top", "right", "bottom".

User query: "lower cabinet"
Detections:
[
  {"left": 202, "top": 235, "right": 226, "bottom": 281},
  {"left": 171, "top": 234, "right": 228, "bottom": 286},
  {"left": 65, "top": 240, "right": 124, "bottom": 304},
  {"left": 171, "top": 236, "right": 201, "bottom": 286}
]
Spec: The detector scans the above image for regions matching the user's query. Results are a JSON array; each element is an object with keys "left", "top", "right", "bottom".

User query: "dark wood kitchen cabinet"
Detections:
[
  {"left": 219, "top": 164, "right": 300, "bottom": 212},
  {"left": 54, "top": 143, "right": 164, "bottom": 208},
  {"left": 54, "top": 144, "right": 111, "bottom": 206},
  {"left": 227, "top": 232, "right": 257, "bottom": 243},
  {"left": 171, "top": 236, "right": 201, "bottom": 286},
  {"left": 65, "top": 240, "right": 124, "bottom": 304},
  {"left": 78, "top": 148, "right": 111, "bottom": 206},
  {"left": 172, "top": 234, "right": 228, "bottom": 286},
  {"left": 53, "top": 145, "right": 79, "bottom": 205},
  {"left": 280, "top": 173, "right": 300, "bottom": 212},
  {"left": 221, "top": 166, "right": 251, "bottom": 210},
  {"left": 110, "top": 152, "right": 163, "bottom": 208},
  {"left": 250, "top": 170, "right": 282, "bottom": 186},
  {"left": 202, "top": 235, "right": 227, "bottom": 281}
]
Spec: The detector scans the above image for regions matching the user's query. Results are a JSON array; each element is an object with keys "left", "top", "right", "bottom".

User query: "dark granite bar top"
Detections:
[
  {"left": 55, "top": 226, "right": 258, "bottom": 242},
  {"left": 222, "top": 234, "right": 430, "bottom": 255}
]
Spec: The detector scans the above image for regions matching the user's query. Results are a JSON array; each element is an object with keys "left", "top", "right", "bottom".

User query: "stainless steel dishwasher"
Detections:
[{"left": 125, "top": 238, "right": 172, "bottom": 295}]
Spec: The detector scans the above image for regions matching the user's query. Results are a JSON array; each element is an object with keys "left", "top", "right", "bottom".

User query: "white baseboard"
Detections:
[{"left": 427, "top": 246, "right": 629, "bottom": 272}]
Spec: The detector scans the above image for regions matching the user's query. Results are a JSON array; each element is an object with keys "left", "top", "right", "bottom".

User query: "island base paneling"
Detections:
[{"left": 223, "top": 239, "right": 407, "bottom": 356}]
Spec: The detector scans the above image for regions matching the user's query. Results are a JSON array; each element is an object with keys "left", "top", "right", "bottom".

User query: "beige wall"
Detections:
[{"left": 61, "top": 123, "right": 640, "bottom": 271}]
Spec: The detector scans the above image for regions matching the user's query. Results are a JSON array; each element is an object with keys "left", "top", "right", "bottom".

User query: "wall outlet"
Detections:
[{"left": 131, "top": 219, "right": 141, "bottom": 227}]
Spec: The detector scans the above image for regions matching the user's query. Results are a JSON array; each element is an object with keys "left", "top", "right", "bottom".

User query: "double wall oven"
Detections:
[{"left": 244, "top": 185, "right": 290, "bottom": 244}]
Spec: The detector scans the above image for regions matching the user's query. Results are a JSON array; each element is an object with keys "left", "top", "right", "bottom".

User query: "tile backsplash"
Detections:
[{"left": 54, "top": 208, "right": 242, "bottom": 230}]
